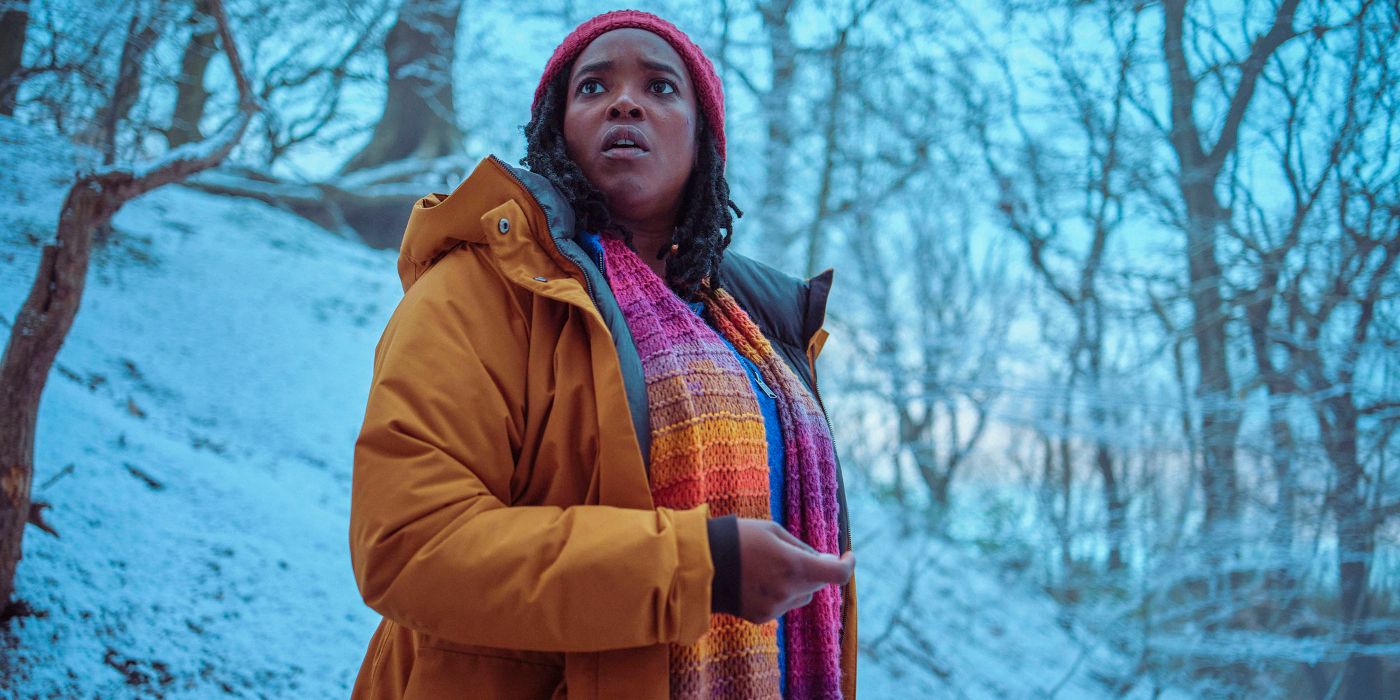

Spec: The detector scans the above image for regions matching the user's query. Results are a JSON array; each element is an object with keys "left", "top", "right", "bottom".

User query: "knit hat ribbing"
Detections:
[{"left": 532, "top": 10, "right": 726, "bottom": 161}]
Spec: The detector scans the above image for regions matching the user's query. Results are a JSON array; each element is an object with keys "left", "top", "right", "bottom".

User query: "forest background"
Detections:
[{"left": 0, "top": 0, "right": 1396, "bottom": 698}]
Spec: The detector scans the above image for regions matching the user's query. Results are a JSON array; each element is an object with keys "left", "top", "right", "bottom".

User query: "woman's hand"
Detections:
[{"left": 734, "top": 517, "right": 855, "bottom": 624}]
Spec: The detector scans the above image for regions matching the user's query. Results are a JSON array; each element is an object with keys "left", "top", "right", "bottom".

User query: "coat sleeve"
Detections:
[{"left": 349, "top": 252, "right": 714, "bottom": 653}]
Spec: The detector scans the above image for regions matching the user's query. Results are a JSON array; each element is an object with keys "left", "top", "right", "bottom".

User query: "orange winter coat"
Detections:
[{"left": 349, "top": 155, "right": 856, "bottom": 699}]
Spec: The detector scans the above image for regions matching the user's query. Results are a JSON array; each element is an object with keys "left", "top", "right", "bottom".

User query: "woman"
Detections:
[{"left": 349, "top": 10, "right": 856, "bottom": 699}]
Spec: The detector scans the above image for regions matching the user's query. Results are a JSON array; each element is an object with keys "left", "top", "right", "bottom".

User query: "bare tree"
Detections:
[
  {"left": 0, "top": 0, "right": 29, "bottom": 115},
  {"left": 1105, "top": 1, "right": 1399, "bottom": 693},
  {"left": 177, "top": 0, "right": 450, "bottom": 248},
  {"left": 801, "top": 0, "right": 882, "bottom": 278},
  {"left": 1160, "top": 0, "right": 1306, "bottom": 539},
  {"left": 341, "top": 0, "right": 462, "bottom": 173},
  {"left": 755, "top": 0, "right": 798, "bottom": 261},
  {"left": 974, "top": 1, "right": 1148, "bottom": 572},
  {"left": 844, "top": 134, "right": 1010, "bottom": 528},
  {"left": 248, "top": 0, "right": 389, "bottom": 167},
  {"left": 5, "top": 4, "right": 122, "bottom": 135},
  {"left": 1226, "top": 0, "right": 1343, "bottom": 628},
  {"left": 1242, "top": 5, "right": 1399, "bottom": 691},
  {"left": 166, "top": 0, "right": 216, "bottom": 148},
  {"left": 0, "top": 0, "right": 256, "bottom": 612},
  {"left": 803, "top": 15, "right": 848, "bottom": 278},
  {"left": 98, "top": 1, "right": 170, "bottom": 163}
]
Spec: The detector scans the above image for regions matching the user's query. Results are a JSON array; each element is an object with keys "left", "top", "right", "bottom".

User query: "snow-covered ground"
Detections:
[{"left": 0, "top": 117, "right": 1168, "bottom": 698}]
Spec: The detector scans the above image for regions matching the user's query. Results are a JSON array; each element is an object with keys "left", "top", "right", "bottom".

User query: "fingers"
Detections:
[
  {"left": 798, "top": 548, "right": 855, "bottom": 586},
  {"left": 769, "top": 521, "right": 854, "bottom": 586},
  {"left": 779, "top": 592, "right": 814, "bottom": 614},
  {"left": 743, "top": 558, "right": 851, "bottom": 623},
  {"left": 770, "top": 523, "right": 853, "bottom": 572},
  {"left": 736, "top": 521, "right": 855, "bottom": 623},
  {"left": 770, "top": 524, "right": 817, "bottom": 554},
  {"left": 773, "top": 549, "right": 854, "bottom": 620}
]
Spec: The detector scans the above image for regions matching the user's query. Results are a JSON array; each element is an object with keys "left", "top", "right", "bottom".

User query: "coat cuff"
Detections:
[
  {"left": 671, "top": 505, "right": 716, "bottom": 645},
  {"left": 706, "top": 514, "right": 742, "bottom": 616}
]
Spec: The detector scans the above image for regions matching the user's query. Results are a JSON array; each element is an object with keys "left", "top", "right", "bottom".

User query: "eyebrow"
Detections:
[
  {"left": 572, "top": 60, "right": 614, "bottom": 79},
  {"left": 641, "top": 59, "right": 684, "bottom": 83},
  {"left": 572, "top": 58, "right": 686, "bottom": 85}
]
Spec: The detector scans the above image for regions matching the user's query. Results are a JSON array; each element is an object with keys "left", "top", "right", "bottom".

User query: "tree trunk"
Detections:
[
  {"left": 757, "top": 0, "right": 796, "bottom": 260},
  {"left": 805, "top": 28, "right": 846, "bottom": 277},
  {"left": 167, "top": 0, "right": 216, "bottom": 148},
  {"left": 1094, "top": 441, "right": 1124, "bottom": 571},
  {"left": 1039, "top": 433, "right": 1072, "bottom": 582},
  {"left": 909, "top": 421, "right": 948, "bottom": 509},
  {"left": 102, "top": 6, "right": 163, "bottom": 164},
  {"left": 1243, "top": 269, "right": 1298, "bottom": 608},
  {"left": 1086, "top": 327, "right": 1125, "bottom": 572},
  {"left": 0, "top": 184, "right": 103, "bottom": 609},
  {"left": 1162, "top": 0, "right": 1300, "bottom": 539},
  {"left": 1181, "top": 195, "right": 1241, "bottom": 541},
  {"left": 0, "top": 0, "right": 255, "bottom": 611},
  {"left": 1324, "top": 397, "right": 1381, "bottom": 700},
  {"left": 0, "top": 0, "right": 29, "bottom": 116},
  {"left": 342, "top": 0, "right": 462, "bottom": 173},
  {"left": 1161, "top": 0, "right": 1303, "bottom": 544},
  {"left": 1058, "top": 432, "right": 1077, "bottom": 599},
  {"left": 891, "top": 404, "right": 913, "bottom": 508}
]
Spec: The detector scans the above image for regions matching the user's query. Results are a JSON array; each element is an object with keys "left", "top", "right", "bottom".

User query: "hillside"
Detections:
[{"left": 0, "top": 118, "right": 1164, "bottom": 698}]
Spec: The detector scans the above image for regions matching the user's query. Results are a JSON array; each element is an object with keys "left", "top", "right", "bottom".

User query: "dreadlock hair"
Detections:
[{"left": 522, "top": 66, "right": 742, "bottom": 299}]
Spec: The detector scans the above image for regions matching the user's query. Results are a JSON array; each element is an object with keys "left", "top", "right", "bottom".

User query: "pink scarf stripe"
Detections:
[
  {"left": 705, "top": 290, "right": 844, "bottom": 699},
  {"left": 599, "top": 236, "right": 844, "bottom": 698},
  {"left": 601, "top": 237, "right": 780, "bottom": 699}
]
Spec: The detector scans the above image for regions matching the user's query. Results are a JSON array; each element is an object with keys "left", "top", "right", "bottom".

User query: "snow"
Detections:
[
  {"left": 0, "top": 116, "right": 1175, "bottom": 698},
  {"left": 124, "top": 110, "right": 250, "bottom": 183},
  {"left": 846, "top": 477, "right": 1197, "bottom": 700},
  {"left": 1, "top": 116, "right": 392, "bottom": 697}
]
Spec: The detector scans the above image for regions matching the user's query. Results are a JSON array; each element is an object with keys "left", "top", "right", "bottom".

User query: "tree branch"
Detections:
[{"left": 1205, "top": 0, "right": 1302, "bottom": 170}]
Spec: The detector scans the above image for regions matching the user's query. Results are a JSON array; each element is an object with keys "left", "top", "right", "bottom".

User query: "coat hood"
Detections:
[{"left": 396, "top": 156, "right": 576, "bottom": 292}]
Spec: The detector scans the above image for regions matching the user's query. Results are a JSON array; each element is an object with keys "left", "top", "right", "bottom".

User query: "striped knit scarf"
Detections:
[{"left": 600, "top": 237, "right": 844, "bottom": 700}]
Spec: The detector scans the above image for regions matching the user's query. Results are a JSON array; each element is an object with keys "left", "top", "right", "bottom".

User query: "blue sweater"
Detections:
[{"left": 578, "top": 233, "right": 788, "bottom": 695}]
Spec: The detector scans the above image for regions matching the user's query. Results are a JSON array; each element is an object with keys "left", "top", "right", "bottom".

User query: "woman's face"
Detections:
[{"left": 563, "top": 28, "right": 698, "bottom": 227}]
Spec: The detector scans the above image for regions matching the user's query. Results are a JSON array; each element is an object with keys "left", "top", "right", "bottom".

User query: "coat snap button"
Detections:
[
  {"left": 533, "top": 276, "right": 548, "bottom": 282},
  {"left": 497, "top": 218, "right": 510, "bottom": 234}
]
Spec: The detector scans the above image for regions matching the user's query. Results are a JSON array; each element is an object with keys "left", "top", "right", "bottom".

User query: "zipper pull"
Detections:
[{"left": 753, "top": 371, "right": 777, "bottom": 399}]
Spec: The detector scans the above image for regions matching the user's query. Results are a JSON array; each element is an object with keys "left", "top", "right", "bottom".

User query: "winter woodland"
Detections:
[{"left": 0, "top": 0, "right": 1396, "bottom": 697}]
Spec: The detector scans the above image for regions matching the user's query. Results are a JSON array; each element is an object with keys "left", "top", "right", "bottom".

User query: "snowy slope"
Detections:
[
  {"left": 0, "top": 117, "right": 394, "bottom": 698},
  {"left": 0, "top": 118, "right": 1159, "bottom": 698},
  {"left": 845, "top": 481, "right": 1182, "bottom": 699}
]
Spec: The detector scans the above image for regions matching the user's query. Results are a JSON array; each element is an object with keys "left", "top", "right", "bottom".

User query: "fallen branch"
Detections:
[{"left": 184, "top": 155, "right": 468, "bottom": 248}]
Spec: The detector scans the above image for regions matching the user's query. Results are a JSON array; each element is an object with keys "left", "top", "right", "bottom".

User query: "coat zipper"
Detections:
[{"left": 753, "top": 371, "right": 777, "bottom": 399}]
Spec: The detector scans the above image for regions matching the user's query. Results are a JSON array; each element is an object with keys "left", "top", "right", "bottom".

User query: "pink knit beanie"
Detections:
[{"left": 532, "top": 10, "right": 726, "bottom": 161}]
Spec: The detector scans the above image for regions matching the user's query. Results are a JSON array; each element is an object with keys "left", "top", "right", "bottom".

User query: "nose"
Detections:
[{"left": 607, "top": 91, "right": 643, "bottom": 120}]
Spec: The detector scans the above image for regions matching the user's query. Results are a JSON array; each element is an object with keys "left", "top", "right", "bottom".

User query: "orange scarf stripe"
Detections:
[{"left": 600, "top": 238, "right": 784, "bottom": 698}]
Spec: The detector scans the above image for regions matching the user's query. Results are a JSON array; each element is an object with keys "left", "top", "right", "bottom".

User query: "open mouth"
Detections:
[{"left": 600, "top": 126, "right": 650, "bottom": 154}]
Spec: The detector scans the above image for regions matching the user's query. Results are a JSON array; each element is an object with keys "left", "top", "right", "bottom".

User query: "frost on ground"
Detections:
[
  {"left": 0, "top": 117, "right": 1164, "bottom": 698},
  {"left": 846, "top": 483, "right": 1194, "bottom": 699},
  {"left": 0, "top": 117, "right": 393, "bottom": 698}
]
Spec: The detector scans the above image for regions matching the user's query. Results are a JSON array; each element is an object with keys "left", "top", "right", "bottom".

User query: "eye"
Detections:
[
  {"left": 577, "top": 78, "right": 604, "bottom": 95},
  {"left": 649, "top": 79, "right": 677, "bottom": 95}
]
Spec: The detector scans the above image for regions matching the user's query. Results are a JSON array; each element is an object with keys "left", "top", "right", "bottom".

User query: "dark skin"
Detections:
[
  {"left": 564, "top": 28, "right": 694, "bottom": 278},
  {"left": 562, "top": 28, "right": 855, "bottom": 624}
]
